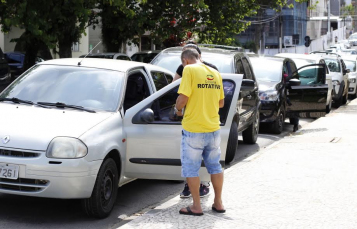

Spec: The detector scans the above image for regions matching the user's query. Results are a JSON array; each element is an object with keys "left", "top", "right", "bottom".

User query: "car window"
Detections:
[
  {"left": 165, "top": 73, "right": 173, "bottom": 84},
  {"left": 147, "top": 80, "right": 235, "bottom": 125},
  {"left": 0, "top": 48, "right": 3, "bottom": 59},
  {"left": 344, "top": 60, "right": 356, "bottom": 72},
  {"left": 151, "top": 71, "right": 168, "bottom": 91},
  {"left": 235, "top": 59, "right": 244, "bottom": 74},
  {"left": 242, "top": 58, "right": 253, "bottom": 79},
  {"left": 319, "top": 59, "right": 329, "bottom": 74},
  {"left": 124, "top": 72, "right": 150, "bottom": 112},
  {"left": 117, "top": 56, "right": 130, "bottom": 60},
  {"left": 298, "top": 65, "right": 326, "bottom": 85},
  {"left": 289, "top": 61, "right": 297, "bottom": 74},
  {"left": 132, "top": 53, "right": 158, "bottom": 63},
  {"left": 0, "top": 65, "right": 124, "bottom": 112},
  {"left": 325, "top": 59, "right": 341, "bottom": 72},
  {"left": 151, "top": 53, "right": 233, "bottom": 74}
]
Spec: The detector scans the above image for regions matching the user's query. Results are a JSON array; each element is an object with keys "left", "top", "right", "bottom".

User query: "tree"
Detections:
[{"left": 0, "top": 0, "right": 57, "bottom": 69}]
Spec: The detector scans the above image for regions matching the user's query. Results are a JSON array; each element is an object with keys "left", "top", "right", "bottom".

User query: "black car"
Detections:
[
  {"left": 151, "top": 47, "right": 261, "bottom": 163},
  {"left": 249, "top": 55, "right": 328, "bottom": 134},
  {"left": 131, "top": 50, "right": 161, "bottom": 63},
  {"left": 0, "top": 48, "right": 12, "bottom": 90},
  {"left": 79, "top": 53, "right": 131, "bottom": 61}
]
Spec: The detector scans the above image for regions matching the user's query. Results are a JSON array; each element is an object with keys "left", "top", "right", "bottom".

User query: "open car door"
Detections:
[
  {"left": 122, "top": 74, "right": 242, "bottom": 181},
  {"left": 286, "top": 64, "right": 328, "bottom": 118}
]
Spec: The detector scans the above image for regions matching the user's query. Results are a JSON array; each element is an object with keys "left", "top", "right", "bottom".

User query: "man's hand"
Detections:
[
  {"left": 175, "top": 109, "right": 184, "bottom": 116},
  {"left": 175, "top": 94, "right": 189, "bottom": 114}
]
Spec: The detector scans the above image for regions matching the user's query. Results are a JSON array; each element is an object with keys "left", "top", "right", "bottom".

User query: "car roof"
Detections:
[
  {"left": 132, "top": 50, "right": 161, "bottom": 55},
  {"left": 276, "top": 53, "right": 325, "bottom": 61},
  {"left": 37, "top": 58, "right": 166, "bottom": 73},
  {"left": 248, "top": 54, "right": 288, "bottom": 63},
  {"left": 340, "top": 55, "right": 357, "bottom": 61},
  {"left": 159, "top": 47, "right": 240, "bottom": 56}
]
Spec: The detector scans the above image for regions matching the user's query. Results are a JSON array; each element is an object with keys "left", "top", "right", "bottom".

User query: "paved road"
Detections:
[{"left": 0, "top": 115, "right": 315, "bottom": 229}]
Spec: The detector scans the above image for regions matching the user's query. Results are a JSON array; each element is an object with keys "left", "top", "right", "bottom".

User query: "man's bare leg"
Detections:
[
  {"left": 180, "top": 177, "right": 202, "bottom": 213},
  {"left": 211, "top": 172, "right": 225, "bottom": 210}
]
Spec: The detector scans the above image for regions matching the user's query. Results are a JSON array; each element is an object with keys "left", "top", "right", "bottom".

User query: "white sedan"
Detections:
[{"left": 0, "top": 58, "right": 243, "bottom": 218}]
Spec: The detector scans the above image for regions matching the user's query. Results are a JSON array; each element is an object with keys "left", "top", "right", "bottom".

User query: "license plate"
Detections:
[{"left": 0, "top": 163, "right": 19, "bottom": 180}]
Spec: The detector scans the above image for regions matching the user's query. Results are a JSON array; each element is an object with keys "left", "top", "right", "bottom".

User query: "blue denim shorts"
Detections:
[{"left": 181, "top": 129, "right": 223, "bottom": 177}]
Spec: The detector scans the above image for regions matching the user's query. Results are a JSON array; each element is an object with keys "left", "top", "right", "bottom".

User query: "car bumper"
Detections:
[
  {"left": 349, "top": 83, "right": 356, "bottom": 94},
  {"left": 0, "top": 152, "right": 102, "bottom": 199},
  {"left": 259, "top": 100, "right": 280, "bottom": 123}
]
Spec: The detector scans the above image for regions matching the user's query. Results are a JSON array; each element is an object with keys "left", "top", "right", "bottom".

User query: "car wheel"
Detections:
[
  {"left": 242, "top": 111, "right": 259, "bottom": 144},
  {"left": 225, "top": 120, "right": 238, "bottom": 164},
  {"left": 82, "top": 158, "right": 118, "bottom": 219},
  {"left": 333, "top": 94, "right": 343, "bottom": 108},
  {"left": 342, "top": 90, "right": 348, "bottom": 105},
  {"left": 271, "top": 111, "right": 284, "bottom": 134},
  {"left": 326, "top": 94, "right": 332, "bottom": 114}
]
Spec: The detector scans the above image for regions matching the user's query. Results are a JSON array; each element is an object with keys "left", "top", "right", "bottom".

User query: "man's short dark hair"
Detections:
[
  {"left": 181, "top": 49, "right": 199, "bottom": 62},
  {"left": 183, "top": 44, "right": 201, "bottom": 55}
]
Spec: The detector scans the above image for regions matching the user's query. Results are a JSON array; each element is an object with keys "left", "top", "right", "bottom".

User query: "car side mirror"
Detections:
[
  {"left": 241, "top": 79, "right": 255, "bottom": 91},
  {"left": 288, "top": 79, "right": 301, "bottom": 86},
  {"left": 346, "top": 69, "right": 351, "bottom": 73},
  {"left": 140, "top": 108, "right": 154, "bottom": 123}
]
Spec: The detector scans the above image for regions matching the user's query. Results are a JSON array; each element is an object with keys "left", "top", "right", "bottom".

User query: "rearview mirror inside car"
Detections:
[{"left": 241, "top": 79, "right": 255, "bottom": 91}]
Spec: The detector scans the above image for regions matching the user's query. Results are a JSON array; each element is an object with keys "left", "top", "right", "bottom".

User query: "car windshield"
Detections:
[
  {"left": 291, "top": 59, "right": 315, "bottom": 68},
  {"left": 344, "top": 60, "right": 356, "bottom": 72},
  {"left": 250, "top": 58, "right": 282, "bottom": 82},
  {"left": 0, "top": 65, "right": 124, "bottom": 112},
  {"left": 131, "top": 53, "right": 159, "bottom": 63},
  {"left": 87, "top": 55, "right": 114, "bottom": 59},
  {"left": 349, "top": 35, "right": 357, "bottom": 40},
  {"left": 151, "top": 52, "right": 233, "bottom": 73},
  {"left": 324, "top": 59, "right": 341, "bottom": 72}
]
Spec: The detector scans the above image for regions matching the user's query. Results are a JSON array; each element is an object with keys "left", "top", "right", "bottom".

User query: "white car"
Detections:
[
  {"left": 348, "top": 33, "right": 357, "bottom": 46},
  {"left": 341, "top": 55, "right": 357, "bottom": 99},
  {"left": 275, "top": 53, "right": 334, "bottom": 113},
  {"left": 0, "top": 58, "right": 244, "bottom": 218},
  {"left": 338, "top": 40, "right": 352, "bottom": 49}
]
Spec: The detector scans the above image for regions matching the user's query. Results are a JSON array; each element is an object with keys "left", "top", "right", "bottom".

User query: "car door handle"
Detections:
[{"left": 247, "top": 95, "right": 252, "bottom": 99}]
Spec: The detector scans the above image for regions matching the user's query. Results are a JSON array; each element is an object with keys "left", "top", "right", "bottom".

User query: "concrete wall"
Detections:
[
  {"left": 3, "top": 27, "right": 24, "bottom": 52},
  {"left": 0, "top": 25, "right": 4, "bottom": 51}
]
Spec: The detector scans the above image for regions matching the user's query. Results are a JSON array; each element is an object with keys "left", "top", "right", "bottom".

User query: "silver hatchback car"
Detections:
[{"left": 0, "top": 58, "right": 243, "bottom": 218}]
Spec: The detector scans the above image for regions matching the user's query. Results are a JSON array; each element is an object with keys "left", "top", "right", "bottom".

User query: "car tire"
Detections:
[
  {"left": 82, "top": 158, "right": 118, "bottom": 219},
  {"left": 271, "top": 111, "right": 284, "bottom": 134},
  {"left": 342, "top": 90, "right": 348, "bottom": 105},
  {"left": 242, "top": 111, "right": 259, "bottom": 144},
  {"left": 326, "top": 94, "right": 332, "bottom": 114},
  {"left": 333, "top": 94, "right": 343, "bottom": 108},
  {"left": 225, "top": 120, "right": 238, "bottom": 164}
]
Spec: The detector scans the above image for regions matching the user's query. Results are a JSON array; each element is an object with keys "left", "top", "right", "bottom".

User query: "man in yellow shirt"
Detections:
[{"left": 175, "top": 49, "right": 225, "bottom": 216}]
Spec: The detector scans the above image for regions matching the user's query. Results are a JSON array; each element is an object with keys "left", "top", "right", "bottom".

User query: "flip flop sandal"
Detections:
[
  {"left": 212, "top": 206, "right": 226, "bottom": 213},
  {"left": 179, "top": 207, "right": 204, "bottom": 216}
]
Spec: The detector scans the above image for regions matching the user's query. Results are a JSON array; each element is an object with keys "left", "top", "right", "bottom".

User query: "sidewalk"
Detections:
[{"left": 119, "top": 100, "right": 357, "bottom": 229}]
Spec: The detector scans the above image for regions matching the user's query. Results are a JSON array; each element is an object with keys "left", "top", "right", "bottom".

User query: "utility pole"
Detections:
[
  {"left": 327, "top": 0, "right": 331, "bottom": 44},
  {"left": 279, "top": 6, "right": 283, "bottom": 53}
]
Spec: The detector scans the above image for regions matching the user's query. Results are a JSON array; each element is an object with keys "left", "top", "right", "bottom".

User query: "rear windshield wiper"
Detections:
[
  {"left": 37, "top": 102, "right": 96, "bottom": 113},
  {"left": 0, "top": 97, "right": 34, "bottom": 105}
]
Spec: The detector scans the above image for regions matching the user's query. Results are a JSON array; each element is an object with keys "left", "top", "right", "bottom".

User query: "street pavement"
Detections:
[{"left": 118, "top": 99, "right": 357, "bottom": 229}]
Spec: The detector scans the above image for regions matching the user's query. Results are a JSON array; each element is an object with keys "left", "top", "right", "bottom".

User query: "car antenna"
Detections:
[{"left": 78, "top": 41, "right": 102, "bottom": 66}]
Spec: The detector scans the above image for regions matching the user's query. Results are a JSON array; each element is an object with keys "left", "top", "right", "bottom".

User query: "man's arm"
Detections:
[
  {"left": 172, "top": 73, "right": 181, "bottom": 82},
  {"left": 175, "top": 94, "right": 189, "bottom": 116},
  {"left": 219, "top": 99, "right": 224, "bottom": 108}
]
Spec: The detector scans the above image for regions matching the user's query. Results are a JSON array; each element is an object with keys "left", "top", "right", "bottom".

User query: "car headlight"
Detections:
[
  {"left": 332, "top": 80, "right": 340, "bottom": 86},
  {"left": 349, "top": 78, "right": 356, "bottom": 83},
  {"left": 46, "top": 137, "right": 88, "bottom": 159},
  {"left": 259, "top": 90, "right": 278, "bottom": 101}
]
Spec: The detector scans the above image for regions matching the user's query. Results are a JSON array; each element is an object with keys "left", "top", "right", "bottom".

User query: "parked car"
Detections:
[
  {"left": 0, "top": 58, "right": 244, "bottom": 218},
  {"left": 348, "top": 33, "right": 357, "bottom": 46},
  {"left": 329, "top": 44, "right": 344, "bottom": 52},
  {"left": 79, "top": 53, "right": 131, "bottom": 61},
  {"left": 131, "top": 50, "right": 161, "bottom": 63},
  {"left": 151, "top": 46, "right": 261, "bottom": 163},
  {"left": 0, "top": 48, "right": 11, "bottom": 88},
  {"left": 319, "top": 53, "right": 350, "bottom": 108},
  {"left": 249, "top": 55, "right": 328, "bottom": 134},
  {"left": 275, "top": 53, "right": 334, "bottom": 113},
  {"left": 338, "top": 40, "right": 352, "bottom": 49},
  {"left": 4, "top": 52, "right": 44, "bottom": 79},
  {"left": 341, "top": 55, "right": 357, "bottom": 99}
]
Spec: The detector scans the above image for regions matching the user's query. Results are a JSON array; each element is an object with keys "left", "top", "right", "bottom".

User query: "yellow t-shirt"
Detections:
[{"left": 178, "top": 63, "right": 225, "bottom": 133}]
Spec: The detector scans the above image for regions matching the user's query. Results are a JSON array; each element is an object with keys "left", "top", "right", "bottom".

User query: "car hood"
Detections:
[
  {"left": 348, "top": 72, "right": 357, "bottom": 79},
  {"left": 0, "top": 103, "right": 113, "bottom": 151},
  {"left": 258, "top": 81, "right": 280, "bottom": 92}
]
